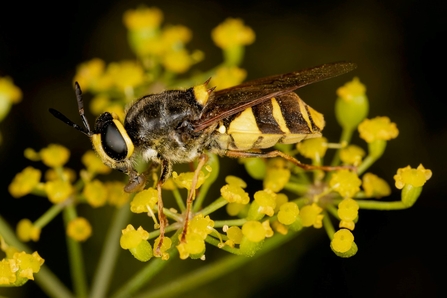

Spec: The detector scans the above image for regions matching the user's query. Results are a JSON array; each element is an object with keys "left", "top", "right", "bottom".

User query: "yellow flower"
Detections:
[
  {"left": 210, "top": 66, "right": 247, "bottom": 90},
  {"left": 226, "top": 202, "right": 246, "bottom": 216},
  {"left": 0, "top": 76, "right": 22, "bottom": 122},
  {"left": 263, "top": 167, "right": 290, "bottom": 193},
  {"left": 45, "top": 168, "right": 76, "bottom": 183},
  {"left": 162, "top": 49, "right": 193, "bottom": 74},
  {"left": 212, "top": 18, "right": 255, "bottom": 49},
  {"left": 123, "top": 7, "right": 163, "bottom": 30},
  {"left": 106, "top": 181, "right": 130, "bottom": 207},
  {"left": 221, "top": 183, "right": 250, "bottom": 204},
  {"left": 161, "top": 25, "right": 192, "bottom": 48},
  {"left": 172, "top": 170, "right": 207, "bottom": 190},
  {"left": 253, "top": 190, "right": 276, "bottom": 217},
  {"left": 40, "top": 144, "right": 70, "bottom": 168},
  {"left": 337, "top": 198, "right": 359, "bottom": 230},
  {"left": 16, "top": 219, "right": 41, "bottom": 242},
  {"left": 188, "top": 214, "right": 214, "bottom": 239},
  {"left": 358, "top": 116, "right": 399, "bottom": 143},
  {"left": 331, "top": 229, "right": 354, "bottom": 253},
  {"left": 274, "top": 193, "right": 289, "bottom": 212},
  {"left": 362, "top": 172, "right": 391, "bottom": 198},
  {"left": 225, "top": 226, "right": 243, "bottom": 247},
  {"left": 120, "top": 225, "right": 149, "bottom": 249},
  {"left": 83, "top": 180, "right": 107, "bottom": 207},
  {"left": 336, "top": 77, "right": 366, "bottom": 101},
  {"left": 106, "top": 60, "right": 145, "bottom": 91},
  {"left": 9, "top": 167, "right": 41, "bottom": 198},
  {"left": 66, "top": 217, "right": 92, "bottom": 242},
  {"left": 394, "top": 164, "right": 432, "bottom": 189},
  {"left": 14, "top": 251, "right": 44, "bottom": 281},
  {"left": 130, "top": 188, "right": 158, "bottom": 213},
  {"left": 297, "top": 137, "right": 328, "bottom": 160},
  {"left": 299, "top": 203, "right": 323, "bottom": 228},
  {"left": 242, "top": 221, "right": 265, "bottom": 243},
  {"left": 225, "top": 175, "right": 247, "bottom": 188},
  {"left": 82, "top": 150, "right": 111, "bottom": 175},
  {"left": 330, "top": 170, "right": 361, "bottom": 198},
  {"left": 263, "top": 158, "right": 290, "bottom": 192},
  {"left": 262, "top": 220, "right": 274, "bottom": 238},
  {"left": 154, "top": 236, "right": 171, "bottom": 260},
  {"left": 89, "top": 94, "right": 110, "bottom": 115},
  {"left": 340, "top": 145, "right": 366, "bottom": 166},
  {"left": 44, "top": 180, "right": 72, "bottom": 204},
  {"left": 278, "top": 202, "right": 300, "bottom": 225},
  {"left": 0, "top": 259, "right": 17, "bottom": 285},
  {"left": 73, "top": 58, "right": 111, "bottom": 92},
  {"left": 120, "top": 225, "right": 152, "bottom": 262}
]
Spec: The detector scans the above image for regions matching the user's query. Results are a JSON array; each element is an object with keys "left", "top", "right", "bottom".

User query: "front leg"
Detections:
[{"left": 124, "top": 169, "right": 147, "bottom": 193}]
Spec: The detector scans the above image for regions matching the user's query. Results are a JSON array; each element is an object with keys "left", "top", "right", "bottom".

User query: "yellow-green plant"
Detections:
[{"left": 0, "top": 6, "right": 431, "bottom": 298}]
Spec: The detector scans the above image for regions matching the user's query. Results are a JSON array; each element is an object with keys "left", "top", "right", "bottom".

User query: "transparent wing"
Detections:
[{"left": 193, "top": 61, "right": 356, "bottom": 132}]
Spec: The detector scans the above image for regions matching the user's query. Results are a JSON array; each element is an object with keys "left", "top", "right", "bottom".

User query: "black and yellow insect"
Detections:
[{"left": 50, "top": 61, "right": 356, "bottom": 251}]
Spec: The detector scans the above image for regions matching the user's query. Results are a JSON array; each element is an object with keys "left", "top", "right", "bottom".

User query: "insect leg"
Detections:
[
  {"left": 154, "top": 158, "right": 172, "bottom": 257},
  {"left": 180, "top": 154, "right": 208, "bottom": 243},
  {"left": 225, "top": 150, "right": 355, "bottom": 171}
]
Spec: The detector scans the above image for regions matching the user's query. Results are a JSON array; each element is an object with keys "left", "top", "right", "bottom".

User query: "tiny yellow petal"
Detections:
[
  {"left": 358, "top": 116, "right": 399, "bottom": 143},
  {"left": 66, "top": 217, "right": 92, "bottom": 242},
  {"left": 393, "top": 164, "right": 432, "bottom": 189},
  {"left": 40, "top": 144, "right": 70, "bottom": 168},
  {"left": 331, "top": 229, "right": 354, "bottom": 253},
  {"left": 330, "top": 170, "right": 361, "bottom": 198},
  {"left": 9, "top": 167, "right": 41, "bottom": 198},
  {"left": 212, "top": 18, "right": 255, "bottom": 49}
]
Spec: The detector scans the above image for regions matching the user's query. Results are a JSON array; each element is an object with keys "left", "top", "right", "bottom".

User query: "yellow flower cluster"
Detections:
[
  {"left": 67, "top": 217, "right": 92, "bottom": 241},
  {"left": 211, "top": 18, "right": 255, "bottom": 49},
  {"left": 394, "top": 164, "right": 432, "bottom": 189},
  {"left": 0, "top": 76, "right": 22, "bottom": 122},
  {"left": 0, "top": 237, "right": 44, "bottom": 286},
  {"left": 177, "top": 214, "right": 214, "bottom": 260},
  {"left": 120, "top": 225, "right": 153, "bottom": 262},
  {"left": 122, "top": 6, "right": 202, "bottom": 74},
  {"left": 358, "top": 116, "right": 399, "bottom": 143}
]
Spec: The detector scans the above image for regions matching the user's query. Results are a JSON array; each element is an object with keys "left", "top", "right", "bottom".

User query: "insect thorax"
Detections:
[{"left": 123, "top": 89, "right": 214, "bottom": 164}]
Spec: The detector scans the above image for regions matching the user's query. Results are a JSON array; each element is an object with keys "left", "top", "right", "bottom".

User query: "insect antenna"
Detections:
[
  {"left": 74, "top": 82, "right": 92, "bottom": 135},
  {"left": 48, "top": 82, "right": 93, "bottom": 137}
]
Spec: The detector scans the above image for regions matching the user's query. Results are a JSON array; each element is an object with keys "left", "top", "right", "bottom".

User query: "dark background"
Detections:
[{"left": 1, "top": 0, "right": 446, "bottom": 297}]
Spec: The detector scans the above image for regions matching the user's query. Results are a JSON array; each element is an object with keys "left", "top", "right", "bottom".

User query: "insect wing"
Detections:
[{"left": 194, "top": 61, "right": 356, "bottom": 132}]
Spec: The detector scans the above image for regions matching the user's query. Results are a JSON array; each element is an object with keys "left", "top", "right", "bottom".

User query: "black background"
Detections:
[{"left": 1, "top": 0, "right": 446, "bottom": 297}]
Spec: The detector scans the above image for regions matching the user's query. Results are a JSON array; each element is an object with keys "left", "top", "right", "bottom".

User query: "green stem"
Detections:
[
  {"left": 0, "top": 215, "right": 74, "bottom": 298},
  {"left": 325, "top": 204, "right": 340, "bottom": 220},
  {"left": 89, "top": 201, "right": 133, "bottom": 298},
  {"left": 34, "top": 200, "right": 70, "bottom": 229},
  {"left": 330, "top": 127, "right": 354, "bottom": 167},
  {"left": 354, "top": 200, "right": 410, "bottom": 210},
  {"left": 284, "top": 182, "right": 309, "bottom": 195},
  {"left": 213, "top": 218, "right": 246, "bottom": 228},
  {"left": 356, "top": 154, "right": 378, "bottom": 176},
  {"left": 322, "top": 211, "right": 336, "bottom": 240},
  {"left": 110, "top": 231, "right": 181, "bottom": 298},
  {"left": 163, "top": 207, "right": 183, "bottom": 222},
  {"left": 135, "top": 230, "right": 299, "bottom": 298},
  {"left": 63, "top": 206, "right": 88, "bottom": 298},
  {"left": 198, "top": 197, "right": 228, "bottom": 216},
  {"left": 171, "top": 188, "right": 185, "bottom": 212}
]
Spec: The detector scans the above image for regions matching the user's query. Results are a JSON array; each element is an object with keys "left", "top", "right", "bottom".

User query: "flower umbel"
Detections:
[{"left": 1, "top": 6, "right": 433, "bottom": 297}]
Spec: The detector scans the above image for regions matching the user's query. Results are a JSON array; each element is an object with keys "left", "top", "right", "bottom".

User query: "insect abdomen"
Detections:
[{"left": 215, "top": 93, "right": 325, "bottom": 151}]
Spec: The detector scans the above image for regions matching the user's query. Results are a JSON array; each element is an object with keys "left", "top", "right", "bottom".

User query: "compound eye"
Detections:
[{"left": 102, "top": 122, "right": 128, "bottom": 161}]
